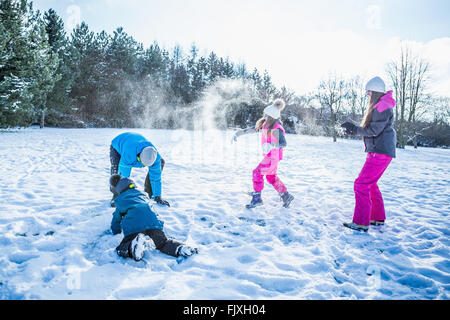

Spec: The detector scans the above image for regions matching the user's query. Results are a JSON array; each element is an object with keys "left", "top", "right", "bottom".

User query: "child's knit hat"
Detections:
[
  {"left": 264, "top": 105, "right": 281, "bottom": 119},
  {"left": 264, "top": 98, "right": 286, "bottom": 119},
  {"left": 139, "top": 146, "right": 157, "bottom": 167},
  {"left": 115, "top": 177, "right": 137, "bottom": 195},
  {"left": 365, "top": 76, "right": 386, "bottom": 93}
]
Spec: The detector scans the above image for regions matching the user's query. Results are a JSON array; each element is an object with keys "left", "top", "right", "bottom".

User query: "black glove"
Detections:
[
  {"left": 341, "top": 122, "right": 358, "bottom": 135},
  {"left": 154, "top": 196, "right": 170, "bottom": 207}
]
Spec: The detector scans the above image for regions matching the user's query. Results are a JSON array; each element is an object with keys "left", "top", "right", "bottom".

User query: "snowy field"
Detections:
[{"left": 0, "top": 127, "right": 449, "bottom": 300}]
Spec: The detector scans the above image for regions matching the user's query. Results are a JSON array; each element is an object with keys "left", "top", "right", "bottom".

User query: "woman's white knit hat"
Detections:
[
  {"left": 365, "top": 76, "right": 386, "bottom": 93},
  {"left": 140, "top": 146, "right": 157, "bottom": 166},
  {"left": 264, "top": 105, "right": 281, "bottom": 119}
]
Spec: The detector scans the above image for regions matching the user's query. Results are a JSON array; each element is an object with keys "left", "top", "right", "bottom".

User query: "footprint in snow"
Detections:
[{"left": 237, "top": 255, "right": 257, "bottom": 264}]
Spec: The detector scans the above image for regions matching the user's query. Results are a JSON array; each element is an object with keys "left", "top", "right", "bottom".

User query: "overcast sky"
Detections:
[{"left": 33, "top": 0, "right": 450, "bottom": 97}]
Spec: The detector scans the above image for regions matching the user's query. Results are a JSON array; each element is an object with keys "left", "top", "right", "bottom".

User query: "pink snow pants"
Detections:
[
  {"left": 353, "top": 153, "right": 392, "bottom": 226},
  {"left": 253, "top": 155, "right": 287, "bottom": 194}
]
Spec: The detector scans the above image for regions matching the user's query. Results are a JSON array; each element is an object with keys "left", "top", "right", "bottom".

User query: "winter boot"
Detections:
[
  {"left": 246, "top": 192, "right": 263, "bottom": 209},
  {"left": 343, "top": 222, "right": 369, "bottom": 232},
  {"left": 130, "top": 233, "right": 147, "bottom": 261},
  {"left": 370, "top": 220, "right": 385, "bottom": 226},
  {"left": 280, "top": 191, "right": 294, "bottom": 208},
  {"left": 176, "top": 245, "right": 199, "bottom": 258}
]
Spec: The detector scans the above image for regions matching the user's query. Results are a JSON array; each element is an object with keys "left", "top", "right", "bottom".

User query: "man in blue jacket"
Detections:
[
  {"left": 110, "top": 174, "right": 198, "bottom": 261},
  {"left": 110, "top": 132, "right": 169, "bottom": 207}
]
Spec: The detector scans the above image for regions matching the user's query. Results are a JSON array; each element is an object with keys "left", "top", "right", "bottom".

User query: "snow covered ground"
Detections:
[{"left": 0, "top": 127, "right": 449, "bottom": 300}]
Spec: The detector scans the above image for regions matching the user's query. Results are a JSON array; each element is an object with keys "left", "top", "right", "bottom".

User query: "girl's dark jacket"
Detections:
[{"left": 357, "top": 90, "right": 397, "bottom": 158}]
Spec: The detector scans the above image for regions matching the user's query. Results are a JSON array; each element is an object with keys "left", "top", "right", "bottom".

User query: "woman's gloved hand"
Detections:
[{"left": 341, "top": 122, "right": 357, "bottom": 135}]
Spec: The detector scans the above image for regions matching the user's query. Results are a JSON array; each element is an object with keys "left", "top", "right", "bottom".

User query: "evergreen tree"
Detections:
[
  {"left": 0, "top": 0, "right": 34, "bottom": 127},
  {"left": 235, "top": 63, "right": 248, "bottom": 79},
  {"left": 207, "top": 52, "right": 221, "bottom": 84},
  {"left": 250, "top": 68, "right": 262, "bottom": 90},
  {"left": 0, "top": 0, "right": 58, "bottom": 128},
  {"left": 43, "top": 8, "right": 75, "bottom": 126},
  {"left": 138, "top": 42, "right": 162, "bottom": 79},
  {"left": 104, "top": 27, "right": 139, "bottom": 124},
  {"left": 259, "top": 70, "right": 277, "bottom": 102},
  {"left": 106, "top": 27, "right": 138, "bottom": 76},
  {"left": 190, "top": 56, "right": 208, "bottom": 101},
  {"left": 222, "top": 58, "right": 235, "bottom": 79},
  {"left": 168, "top": 45, "right": 190, "bottom": 103},
  {"left": 27, "top": 12, "right": 59, "bottom": 128},
  {"left": 70, "top": 22, "right": 107, "bottom": 123},
  {"left": 186, "top": 43, "right": 198, "bottom": 101}
]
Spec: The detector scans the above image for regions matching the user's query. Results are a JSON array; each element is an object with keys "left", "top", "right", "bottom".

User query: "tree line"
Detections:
[
  {"left": 1, "top": 0, "right": 448, "bottom": 148},
  {"left": 294, "top": 62, "right": 449, "bottom": 148},
  {"left": 0, "top": 0, "right": 279, "bottom": 129}
]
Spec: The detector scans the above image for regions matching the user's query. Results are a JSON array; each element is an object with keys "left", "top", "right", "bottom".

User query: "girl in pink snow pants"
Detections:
[
  {"left": 233, "top": 99, "right": 294, "bottom": 209},
  {"left": 341, "top": 76, "right": 396, "bottom": 231}
]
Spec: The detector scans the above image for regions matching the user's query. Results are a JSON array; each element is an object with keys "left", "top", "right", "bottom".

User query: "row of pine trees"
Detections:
[{"left": 0, "top": 0, "right": 278, "bottom": 129}]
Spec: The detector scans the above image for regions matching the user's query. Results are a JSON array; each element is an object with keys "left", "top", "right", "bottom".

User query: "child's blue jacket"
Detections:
[
  {"left": 111, "top": 132, "right": 162, "bottom": 197},
  {"left": 111, "top": 188, "right": 164, "bottom": 237}
]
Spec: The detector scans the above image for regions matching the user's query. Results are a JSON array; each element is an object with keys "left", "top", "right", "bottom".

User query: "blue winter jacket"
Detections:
[
  {"left": 111, "top": 132, "right": 162, "bottom": 197},
  {"left": 111, "top": 187, "right": 164, "bottom": 237}
]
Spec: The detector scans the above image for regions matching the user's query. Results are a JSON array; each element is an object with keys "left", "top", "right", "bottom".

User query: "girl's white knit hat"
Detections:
[
  {"left": 264, "top": 105, "right": 281, "bottom": 119},
  {"left": 365, "top": 76, "right": 386, "bottom": 93}
]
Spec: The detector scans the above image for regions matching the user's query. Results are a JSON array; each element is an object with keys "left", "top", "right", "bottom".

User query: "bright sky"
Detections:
[{"left": 33, "top": 0, "right": 450, "bottom": 97}]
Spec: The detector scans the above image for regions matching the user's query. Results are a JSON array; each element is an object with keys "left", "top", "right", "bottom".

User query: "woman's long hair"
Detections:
[
  {"left": 360, "top": 91, "right": 385, "bottom": 128},
  {"left": 255, "top": 115, "right": 277, "bottom": 135}
]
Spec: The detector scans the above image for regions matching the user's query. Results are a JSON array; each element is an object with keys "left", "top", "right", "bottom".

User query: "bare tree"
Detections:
[
  {"left": 387, "top": 46, "right": 409, "bottom": 148},
  {"left": 406, "top": 57, "right": 430, "bottom": 148},
  {"left": 432, "top": 96, "right": 450, "bottom": 124},
  {"left": 386, "top": 44, "right": 431, "bottom": 148},
  {"left": 345, "top": 76, "right": 368, "bottom": 122},
  {"left": 316, "top": 73, "right": 346, "bottom": 142},
  {"left": 427, "top": 96, "right": 450, "bottom": 146}
]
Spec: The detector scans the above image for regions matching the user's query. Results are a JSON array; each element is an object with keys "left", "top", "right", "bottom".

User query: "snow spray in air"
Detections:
[{"left": 169, "top": 78, "right": 260, "bottom": 168}]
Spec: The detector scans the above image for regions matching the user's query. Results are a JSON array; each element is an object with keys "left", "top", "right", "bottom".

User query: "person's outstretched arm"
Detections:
[{"left": 232, "top": 128, "right": 257, "bottom": 141}]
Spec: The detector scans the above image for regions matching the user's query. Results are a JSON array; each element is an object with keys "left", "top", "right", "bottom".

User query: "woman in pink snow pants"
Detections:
[
  {"left": 341, "top": 76, "right": 397, "bottom": 232},
  {"left": 233, "top": 99, "right": 294, "bottom": 209}
]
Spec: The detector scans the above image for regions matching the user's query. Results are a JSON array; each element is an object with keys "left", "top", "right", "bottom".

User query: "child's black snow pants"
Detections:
[
  {"left": 116, "top": 229, "right": 182, "bottom": 258},
  {"left": 109, "top": 146, "right": 121, "bottom": 198},
  {"left": 110, "top": 145, "right": 121, "bottom": 175}
]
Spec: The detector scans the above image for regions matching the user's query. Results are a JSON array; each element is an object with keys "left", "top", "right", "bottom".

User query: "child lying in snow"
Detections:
[{"left": 109, "top": 174, "right": 198, "bottom": 261}]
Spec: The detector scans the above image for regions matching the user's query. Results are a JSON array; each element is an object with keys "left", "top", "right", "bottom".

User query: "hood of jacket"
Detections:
[
  {"left": 115, "top": 177, "right": 136, "bottom": 195},
  {"left": 375, "top": 90, "right": 396, "bottom": 112}
]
